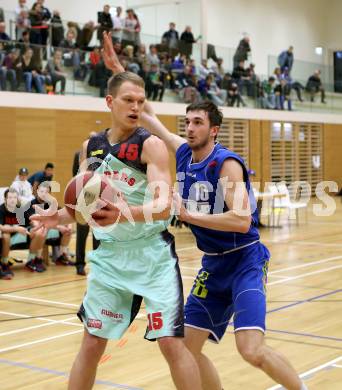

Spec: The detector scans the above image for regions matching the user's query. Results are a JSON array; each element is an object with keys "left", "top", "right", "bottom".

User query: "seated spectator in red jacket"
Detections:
[{"left": 0, "top": 188, "right": 46, "bottom": 278}]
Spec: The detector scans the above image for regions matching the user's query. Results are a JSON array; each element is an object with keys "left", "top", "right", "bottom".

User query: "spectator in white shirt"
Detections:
[
  {"left": 111, "top": 6, "right": 124, "bottom": 43},
  {"left": 10, "top": 167, "right": 34, "bottom": 206}
]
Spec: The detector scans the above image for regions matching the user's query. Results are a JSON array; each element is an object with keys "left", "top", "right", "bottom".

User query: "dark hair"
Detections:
[
  {"left": 45, "top": 162, "right": 54, "bottom": 169},
  {"left": 186, "top": 101, "right": 223, "bottom": 128},
  {"left": 107, "top": 71, "right": 145, "bottom": 97},
  {"left": 4, "top": 188, "right": 18, "bottom": 199}
]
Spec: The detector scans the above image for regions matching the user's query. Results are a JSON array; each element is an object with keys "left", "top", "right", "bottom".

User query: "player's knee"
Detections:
[
  {"left": 2, "top": 233, "right": 10, "bottom": 241},
  {"left": 158, "top": 337, "right": 184, "bottom": 362},
  {"left": 82, "top": 333, "right": 107, "bottom": 361},
  {"left": 238, "top": 344, "right": 265, "bottom": 368}
]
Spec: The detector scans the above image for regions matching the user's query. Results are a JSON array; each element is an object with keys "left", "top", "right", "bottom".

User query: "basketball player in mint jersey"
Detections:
[
  {"left": 139, "top": 102, "right": 306, "bottom": 390},
  {"left": 31, "top": 70, "right": 202, "bottom": 390}
]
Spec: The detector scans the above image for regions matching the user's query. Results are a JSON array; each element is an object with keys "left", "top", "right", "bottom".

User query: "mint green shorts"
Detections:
[
  {"left": 10, "top": 232, "right": 29, "bottom": 246},
  {"left": 77, "top": 231, "right": 184, "bottom": 341}
]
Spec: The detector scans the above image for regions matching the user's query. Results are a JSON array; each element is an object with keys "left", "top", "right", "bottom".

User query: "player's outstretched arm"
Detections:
[
  {"left": 101, "top": 31, "right": 185, "bottom": 154},
  {"left": 30, "top": 205, "right": 74, "bottom": 230},
  {"left": 140, "top": 109, "right": 186, "bottom": 154},
  {"left": 178, "top": 159, "right": 252, "bottom": 233}
]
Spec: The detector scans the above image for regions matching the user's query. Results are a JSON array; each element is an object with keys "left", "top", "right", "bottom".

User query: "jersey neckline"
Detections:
[{"left": 189, "top": 143, "right": 220, "bottom": 170}]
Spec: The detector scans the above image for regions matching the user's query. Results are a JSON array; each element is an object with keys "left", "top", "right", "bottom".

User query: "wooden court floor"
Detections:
[{"left": 0, "top": 200, "right": 342, "bottom": 389}]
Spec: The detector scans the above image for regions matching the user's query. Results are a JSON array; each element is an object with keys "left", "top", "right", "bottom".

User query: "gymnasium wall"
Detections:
[{"left": 1, "top": 92, "right": 342, "bottom": 204}]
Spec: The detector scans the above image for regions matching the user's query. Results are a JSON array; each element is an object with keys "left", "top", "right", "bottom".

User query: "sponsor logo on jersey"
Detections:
[
  {"left": 101, "top": 309, "right": 124, "bottom": 319},
  {"left": 91, "top": 149, "right": 104, "bottom": 157},
  {"left": 87, "top": 318, "right": 102, "bottom": 329}
]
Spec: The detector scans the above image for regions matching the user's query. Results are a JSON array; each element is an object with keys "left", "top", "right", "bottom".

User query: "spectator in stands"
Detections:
[
  {"left": 66, "top": 21, "right": 81, "bottom": 43},
  {"left": 136, "top": 44, "right": 148, "bottom": 77},
  {"left": 18, "top": 47, "right": 46, "bottom": 93},
  {"left": 146, "top": 44, "right": 160, "bottom": 68},
  {"left": 162, "top": 22, "right": 179, "bottom": 58},
  {"left": 28, "top": 162, "right": 54, "bottom": 196},
  {"left": 17, "top": 30, "right": 31, "bottom": 53},
  {"left": 233, "top": 36, "right": 251, "bottom": 68},
  {"left": 175, "top": 65, "right": 200, "bottom": 104},
  {"left": 306, "top": 69, "right": 326, "bottom": 103},
  {"left": 0, "top": 48, "right": 20, "bottom": 91},
  {"left": 281, "top": 66, "right": 305, "bottom": 102},
  {"left": 246, "top": 62, "right": 259, "bottom": 97},
  {"left": 16, "top": 10, "right": 31, "bottom": 41},
  {"left": 171, "top": 54, "right": 186, "bottom": 73},
  {"left": 160, "top": 54, "right": 175, "bottom": 89},
  {"left": 273, "top": 66, "right": 282, "bottom": 82},
  {"left": 278, "top": 46, "right": 294, "bottom": 73},
  {"left": 36, "top": 0, "right": 51, "bottom": 46},
  {"left": 0, "top": 188, "right": 46, "bottom": 278},
  {"left": 78, "top": 21, "right": 97, "bottom": 51},
  {"left": 50, "top": 10, "right": 64, "bottom": 48},
  {"left": 111, "top": 6, "right": 124, "bottom": 43},
  {"left": 29, "top": 2, "right": 45, "bottom": 45},
  {"left": 145, "top": 63, "right": 165, "bottom": 101},
  {"left": 199, "top": 58, "right": 210, "bottom": 79},
  {"left": 275, "top": 78, "right": 292, "bottom": 110},
  {"left": 97, "top": 4, "right": 113, "bottom": 43},
  {"left": 180, "top": 26, "right": 196, "bottom": 58},
  {"left": 259, "top": 76, "right": 276, "bottom": 109},
  {"left": 45, "top": 49, "right": 66, "bottom": 94},
  {"left": 211, "top": 57, "right": 225, "bottom": 85},
  {"left": 11, "top": 167, "right": 34, "bottom": 205},
  {"left": 232, "top": 60, "right": 252, "bottom": 95},
  {"left": 222, "top": 72, "right": 245, "bottom": 107},
  {"left": 0, "top": 22, "right": 10, "bottom": 41},
  {"left": 206, "top": 74, "right": 227, "bottom": 106},
  {"left": 15, "top": 0, "right": 29, "bottom": 18},
  {"left": 133, "top": 11, "right": 141, "bottom": 49},
  {"left": 122, "top": 8, "right": 137, "bottom": 49},
  {"left": 93, "top": 53, "right": 112, "bottom": 97}
]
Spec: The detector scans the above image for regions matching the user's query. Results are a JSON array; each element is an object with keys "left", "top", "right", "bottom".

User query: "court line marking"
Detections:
[
  {"left": 0, "top": 329, "right": 83, "bottom": 353},
  {"left": 268, "top": 264, "right": 342, "bottom": 286},
  {"left": 180, "top": 254, "right": 342, "bottom": 274},
  {"left": 0, "top": 294, "right": 79, "bottom": 307},
  {"left": 0, "top": 358, "right": 142, "bottom": 389},
  {"left": 266, "top": 355, "right": 342, "bottom": 389},
  {"left": 266, "top": 328, "right": 342, "bottom": 343},
  {"left": 332, "top": 364, "right": 342, "bottom": 368},
  {"left": 0, "top": 313, "right": 81, "bottom": 336}
]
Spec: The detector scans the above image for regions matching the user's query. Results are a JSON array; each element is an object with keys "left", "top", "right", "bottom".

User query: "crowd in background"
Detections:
[{"left": 0, "top": 1, "right": 328, "bottom": 109}]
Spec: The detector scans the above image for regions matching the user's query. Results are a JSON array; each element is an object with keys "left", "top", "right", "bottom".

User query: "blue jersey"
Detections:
[{"left": 176, "top": 142, "right": 259, "bottom": 254}]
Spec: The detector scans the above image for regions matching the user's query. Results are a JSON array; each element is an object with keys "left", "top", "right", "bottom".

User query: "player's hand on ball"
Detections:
[{"left": 91, "top": 192, "right": 132, "bottom": 226}]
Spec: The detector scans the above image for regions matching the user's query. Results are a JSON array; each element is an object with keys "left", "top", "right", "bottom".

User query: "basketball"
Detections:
[{"left": 64, "top": 171, "right": 118, "bottom": 225}]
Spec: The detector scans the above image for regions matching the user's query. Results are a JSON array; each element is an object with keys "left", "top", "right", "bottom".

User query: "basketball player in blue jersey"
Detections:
[
  {"left": 31, "top": 71, "right": 202, "bottom": 389},
  {"left": 141, "top": 102, "right": 309, "bottom": 390}
]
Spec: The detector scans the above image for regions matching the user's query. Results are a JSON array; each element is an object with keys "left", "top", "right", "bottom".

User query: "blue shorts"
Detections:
[{"left": 184, "top": 242, "right": 270, "bottom": 343}]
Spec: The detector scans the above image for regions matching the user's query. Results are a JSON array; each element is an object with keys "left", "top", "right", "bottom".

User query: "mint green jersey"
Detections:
[{"left": 86, "top": 128, "right": 170, "bottom": 242}]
